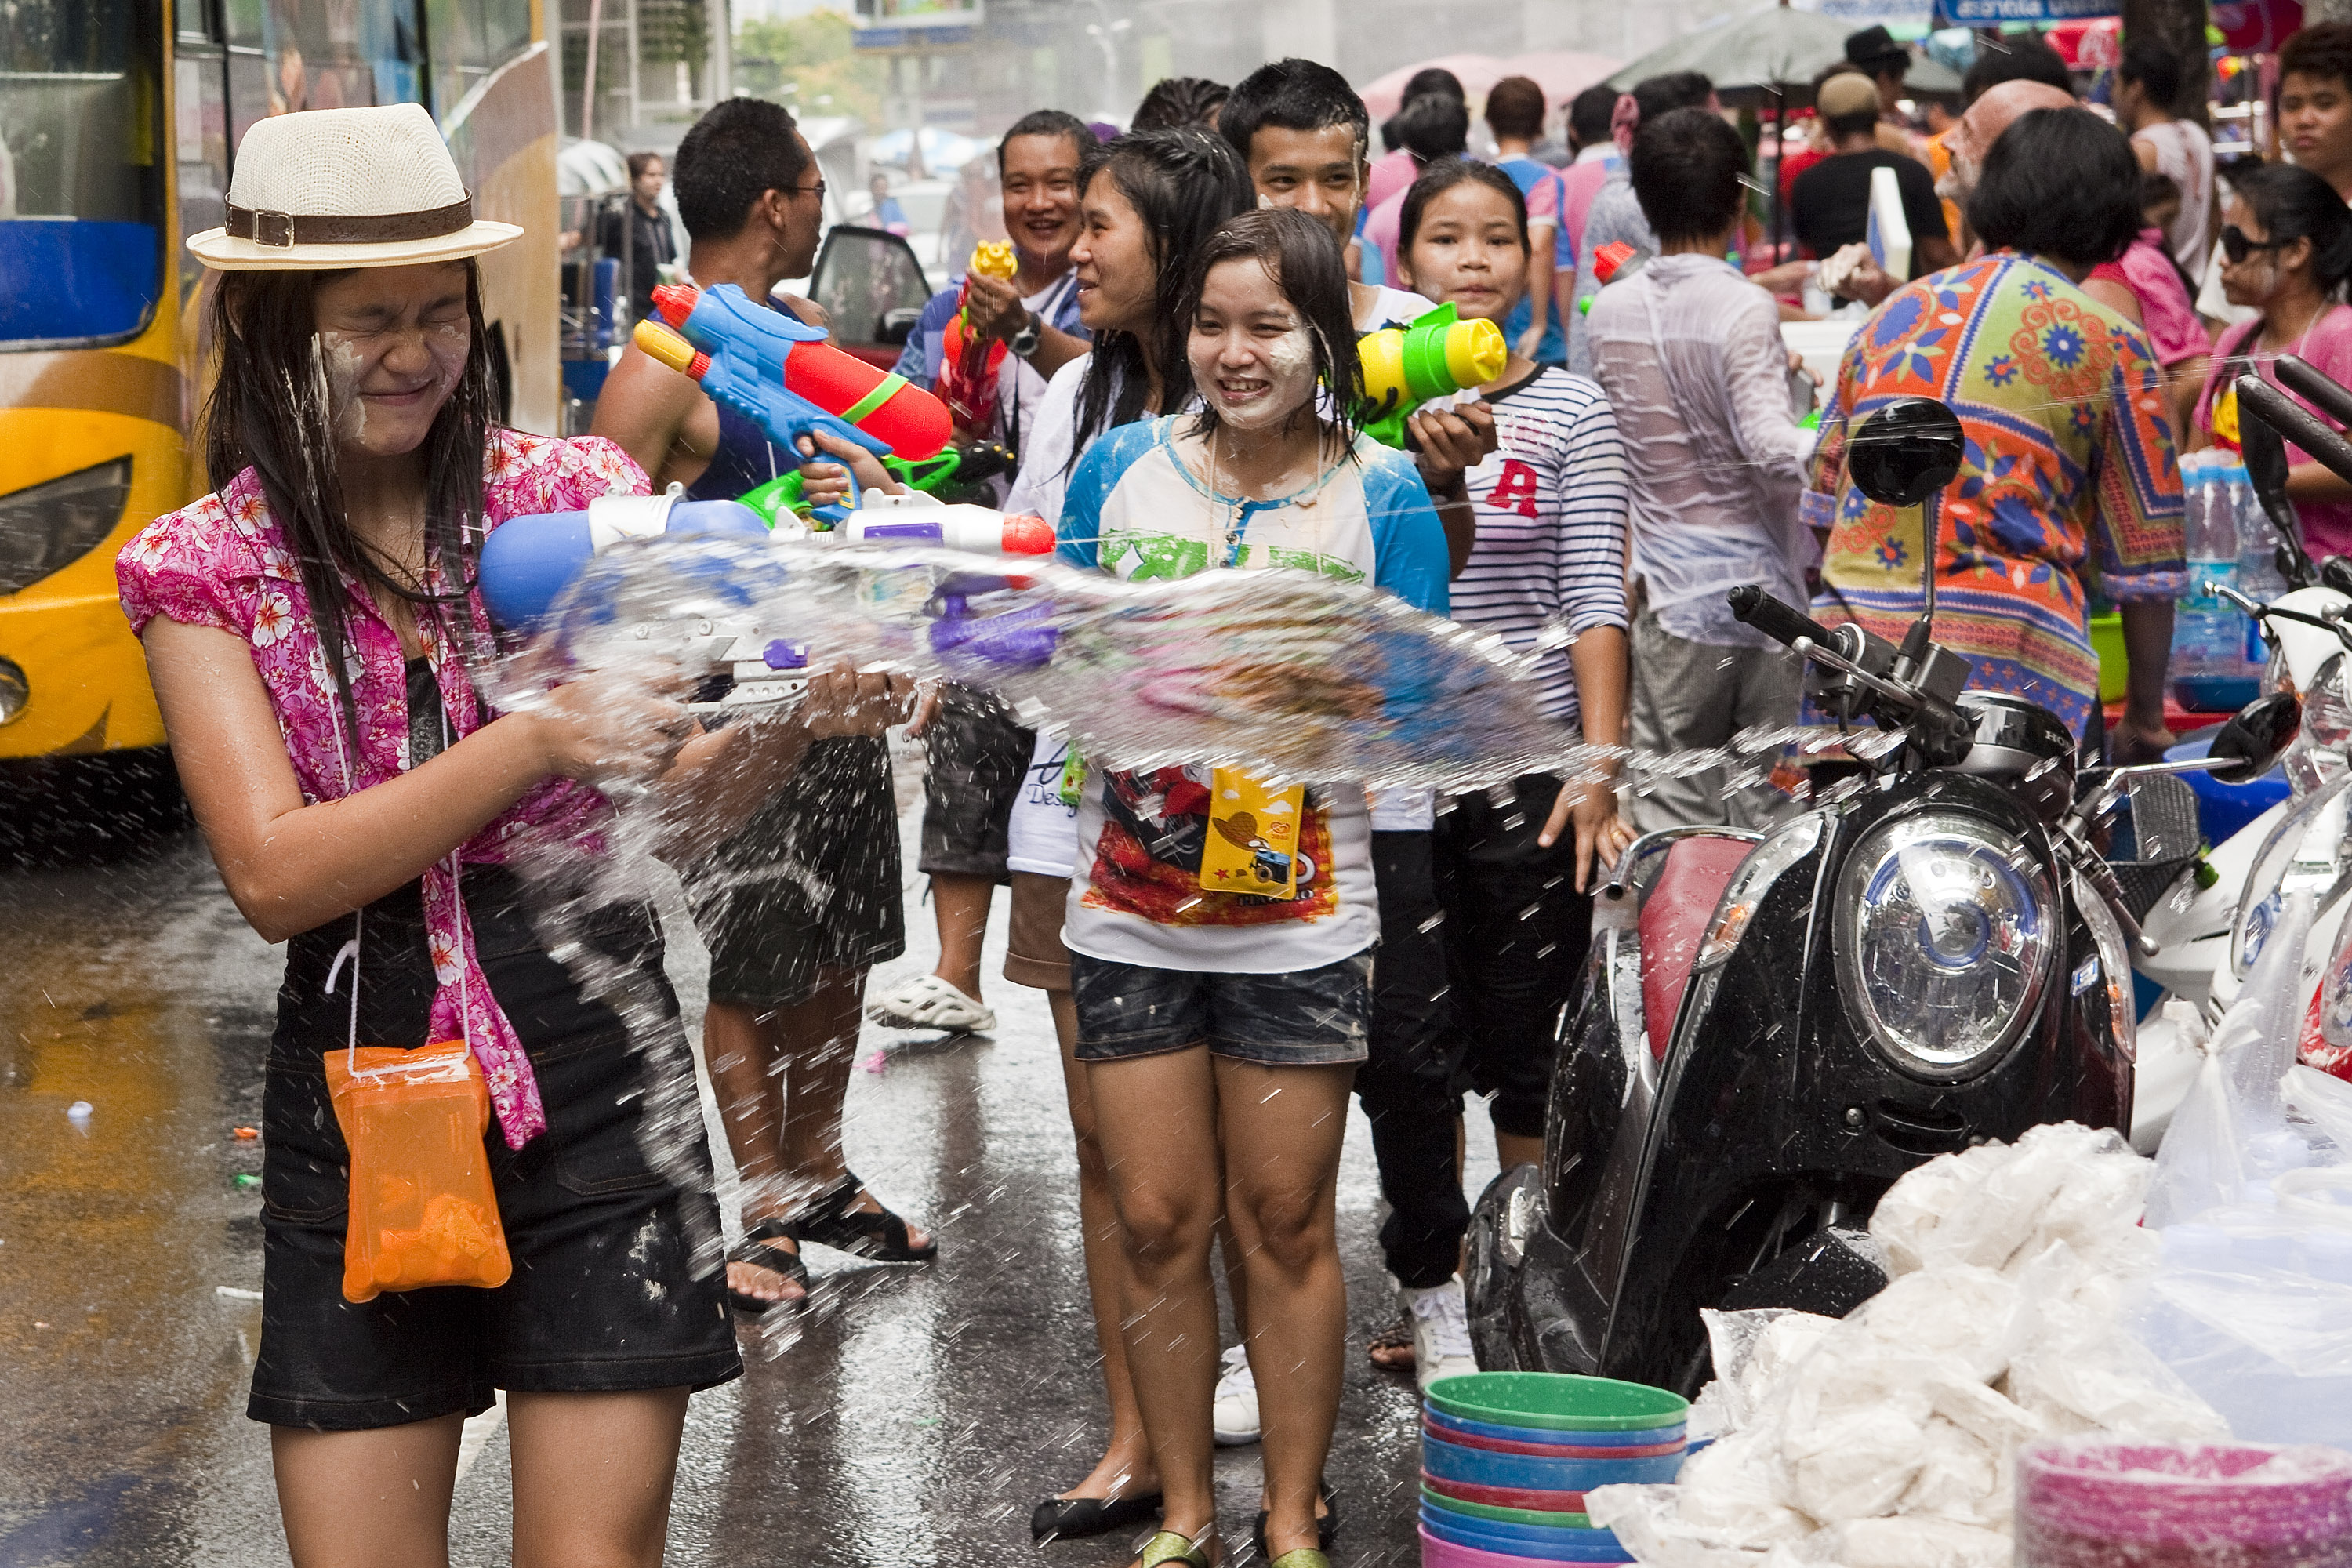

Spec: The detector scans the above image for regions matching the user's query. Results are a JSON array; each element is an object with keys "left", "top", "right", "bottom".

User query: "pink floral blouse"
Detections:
[{"left": 117, "top": 428, "right": 652, "bottom": 1147}]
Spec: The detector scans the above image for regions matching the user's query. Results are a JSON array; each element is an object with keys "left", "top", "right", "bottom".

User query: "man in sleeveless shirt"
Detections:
[{"left": 596, "top": 98, "right": 930, "bottom": 1312}]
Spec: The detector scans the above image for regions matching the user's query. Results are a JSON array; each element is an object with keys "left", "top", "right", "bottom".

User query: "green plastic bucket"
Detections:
[
  {"left": 1421, "top": 1483, "right": 1594, "bottom": 1528},
  {"left": 2089, "top": 611, "right": 2128, "bottom": 704},
  {"left": 1424, "top": 1371, "right": 1690, "bottom": 1433}
]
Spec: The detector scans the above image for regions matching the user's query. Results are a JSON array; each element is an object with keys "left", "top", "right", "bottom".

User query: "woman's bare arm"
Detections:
[{"left": 146, "top": 619, "right": 689, "bottom": 942}]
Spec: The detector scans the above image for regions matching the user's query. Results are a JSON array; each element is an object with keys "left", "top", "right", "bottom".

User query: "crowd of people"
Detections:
[{"left": 108, "top": 21, "right": 2352, "bottom": 1567}]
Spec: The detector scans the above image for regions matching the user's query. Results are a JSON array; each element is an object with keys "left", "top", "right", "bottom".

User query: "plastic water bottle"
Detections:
[
  {"left": 2173, "top": 452, "right": 2256, "bottom": 710},
  {"left": 2234, "top": 456, "right": 2289, "bottom": 668}
]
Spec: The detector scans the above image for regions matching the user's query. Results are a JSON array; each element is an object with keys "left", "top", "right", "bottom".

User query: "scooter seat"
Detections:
[{"left": 1638, "top": 837, "right": 1755, "bottom": 1059}]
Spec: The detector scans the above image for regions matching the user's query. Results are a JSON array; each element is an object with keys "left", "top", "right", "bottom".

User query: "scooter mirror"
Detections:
[
  {"left": 2239, "top": 408, "right": 2317, "bottom": 587},
  {"left": 1847, "top": 398, "right": 1965, "bottom": 508},
  {"left": 2208, "top": 691, "right": 2303, "bottom": 786}
]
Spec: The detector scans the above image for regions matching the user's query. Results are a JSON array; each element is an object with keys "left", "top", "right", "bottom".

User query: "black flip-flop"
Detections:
[
  {"left": 1029, "top": 1488, "right": 1163, "bottom": 1542},
  {"left": 790, "top": 1171, "right": 938, "bottom": 1262},
  {"left": 1253, "top": 1479, "right": 1337, "bottom": 1559},
  {"left": 725, "top": 1218, "right": 809, "bottom": 1315}
]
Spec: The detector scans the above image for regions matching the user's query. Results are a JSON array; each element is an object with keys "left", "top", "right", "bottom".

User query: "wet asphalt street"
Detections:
[{"left": 0, "top": 750, "right": 1500, "bottom": 1567}]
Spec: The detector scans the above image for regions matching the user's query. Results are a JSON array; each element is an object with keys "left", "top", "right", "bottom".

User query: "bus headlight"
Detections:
[
  {"left": 1832, "top": 811, "right": 2055, "bottom": 1077},
  {"left": 0, "top": 456, "right": 134, "bottom": 596}
]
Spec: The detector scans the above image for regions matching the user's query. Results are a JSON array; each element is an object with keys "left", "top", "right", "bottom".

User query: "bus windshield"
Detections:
[{"left": 0, "top": 0, "right": 163, "bottom": 347}]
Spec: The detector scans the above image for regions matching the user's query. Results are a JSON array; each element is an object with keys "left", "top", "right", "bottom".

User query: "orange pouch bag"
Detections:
[{"left": 325, "top": 1040, "right": 513, "bottom": 1304}]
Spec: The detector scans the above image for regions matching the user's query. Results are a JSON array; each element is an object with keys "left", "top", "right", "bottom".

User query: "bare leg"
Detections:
[
  {"left": 1051, "top": 988, "right": 1159, "bottom": 1501},
  {"left": 1087, "top": 1045, "right": 1225, "bottom": 1562},
  {"left": 1218, "top": 1059, "right": 1356, "bottom": 1560},
  {"left": 1497, "top": 1130, "right": 1543, "bottom": 1173},
  {"left": 928, "top": 873, "right": 997, "bottom": 1002},
  {"left": 509, "top": 1388, "right": 690, "bottom": 1568},
  {"left": 777, "top": 964, "right": 931, "bottom": 1250},
  {"left": 702, "top": 999, "right": 805, "bottom": 1307},
  {"left": 272, "top": 1412, "right": 463, "bottom": 1568}
]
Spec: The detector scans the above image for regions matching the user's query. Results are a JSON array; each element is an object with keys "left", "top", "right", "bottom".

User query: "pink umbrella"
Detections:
[{"left": 1360, "top": 51, "right": 1623, "bottom": 124}]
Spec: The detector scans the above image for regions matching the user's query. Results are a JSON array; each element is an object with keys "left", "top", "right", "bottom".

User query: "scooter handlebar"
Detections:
[{"left": 1726, "top": 584, "right": 1835, "bottom": 652}]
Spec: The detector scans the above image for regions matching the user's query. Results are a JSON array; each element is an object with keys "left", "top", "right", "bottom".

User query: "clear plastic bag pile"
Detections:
[
  {"left": 1585, "top": 1123, "right": 2226, "bottom": 1568},
  {"left": 2130, "top": 889, "right": 2352, "bottom": 1444}
]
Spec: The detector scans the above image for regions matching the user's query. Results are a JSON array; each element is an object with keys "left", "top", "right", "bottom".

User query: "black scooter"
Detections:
[{"left": 1463, "top": 398, "right": 2301, "bottom": 1395}]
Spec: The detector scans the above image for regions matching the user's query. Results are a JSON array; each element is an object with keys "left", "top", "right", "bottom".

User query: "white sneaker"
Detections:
[
  {"left": 1211, "top": 1343, "right": 1261, "bottom": 1446},
  {"left": 1403, "top": 1278, "right": 1478, "bottom": 1392},
  {"left": 864, "top": 972, "right": 996, "bottom": 1033}
]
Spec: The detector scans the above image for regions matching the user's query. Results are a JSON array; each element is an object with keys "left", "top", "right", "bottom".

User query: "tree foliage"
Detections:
[{"left": 734, "top": 9, "right": 886, "bottom": 125}]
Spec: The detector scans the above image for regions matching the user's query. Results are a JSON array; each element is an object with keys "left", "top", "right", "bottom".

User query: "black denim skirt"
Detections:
[{"left": 249, "top": 866, "right": 742, "bottom": 1431}]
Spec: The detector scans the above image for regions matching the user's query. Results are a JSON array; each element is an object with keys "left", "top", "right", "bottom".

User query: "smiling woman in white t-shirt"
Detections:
[{"left": 991, "top": 127, "right": 1259, "bottom": 1550}]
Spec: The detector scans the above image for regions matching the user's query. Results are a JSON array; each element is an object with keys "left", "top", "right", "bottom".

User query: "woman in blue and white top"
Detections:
[{"left": 1057, "top": 208, "right": 1449, "bottom": 1568}]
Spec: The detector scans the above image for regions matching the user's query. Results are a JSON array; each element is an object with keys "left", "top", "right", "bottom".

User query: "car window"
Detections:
[{"left": 811, "top": 226, "right": 932, "bottom": 348}]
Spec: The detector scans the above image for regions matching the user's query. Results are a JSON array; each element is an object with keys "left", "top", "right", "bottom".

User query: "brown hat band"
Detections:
[{"left": 224, "top": 194, "right": 474, "bottom": 249}]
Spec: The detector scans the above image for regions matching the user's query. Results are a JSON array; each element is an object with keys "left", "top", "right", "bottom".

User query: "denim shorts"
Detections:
[
  {"left": 251, "top": 869, "right": 742, "bottom": 1431},
  {"left": 1069, "top": 949, "right": 1374, "bottom": 1065}
]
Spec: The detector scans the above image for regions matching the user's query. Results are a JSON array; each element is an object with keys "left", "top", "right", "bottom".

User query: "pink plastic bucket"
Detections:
[
  {"left": 2018, "top": 1440, "right": 2352, "bottom": 1568},
  {"left": 1420, "top": 1520, "right": 1632, "bottom": 1567}
]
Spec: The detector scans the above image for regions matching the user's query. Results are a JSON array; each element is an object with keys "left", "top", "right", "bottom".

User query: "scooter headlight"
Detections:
[
  {"left": 2233, "top": 771, "right": 2352, "bottom": 976},
  {"left": 1832, "top": 811, "right": 2055, "bottom": 1077}
]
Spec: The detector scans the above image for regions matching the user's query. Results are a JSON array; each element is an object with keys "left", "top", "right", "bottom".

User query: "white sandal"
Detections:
[{"left": 865, "top": 972, "right": 998, "bottom": 1033}]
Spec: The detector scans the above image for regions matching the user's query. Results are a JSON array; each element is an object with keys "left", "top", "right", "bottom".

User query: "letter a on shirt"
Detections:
[{"left": 1488, "top": 458, "right": 1542, "bottom": 519}]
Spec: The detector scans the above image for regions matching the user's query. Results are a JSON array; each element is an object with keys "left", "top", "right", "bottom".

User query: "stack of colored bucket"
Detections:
[{"left": 1420, "top": 1372, "right": 1690, "bottom": 1566}]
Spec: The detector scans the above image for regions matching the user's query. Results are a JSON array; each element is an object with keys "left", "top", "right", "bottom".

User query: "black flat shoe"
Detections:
[
  {"left": 725, "top": 1218, "right": 808, "bottom": 1315},
  {"left": 1029, "top": 1489, "right": 1163, "bottom": 1542},
  {"left": 1252, "top": 1479, "right": 1336, "bottom": 1558},
  {"left": 790, "top": 1171, "right": 938, "bottom": 1262}
]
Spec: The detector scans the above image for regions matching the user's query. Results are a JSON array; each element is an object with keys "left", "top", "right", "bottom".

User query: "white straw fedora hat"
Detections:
[{"left": 187, "top": 103, "right": 523, "bottom": 271}]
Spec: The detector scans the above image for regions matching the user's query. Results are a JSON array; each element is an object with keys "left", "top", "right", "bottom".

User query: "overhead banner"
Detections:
[
  {"left": 1937, "top": 0, "right": 2116, "bottom": 23},
  {"left": 1791, "top": 0, "right": 1935, "bottom": 26}
]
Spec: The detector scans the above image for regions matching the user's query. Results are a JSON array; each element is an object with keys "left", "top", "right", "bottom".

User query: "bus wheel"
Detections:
[{"left": 0, "top": 748, "right": 191, "bottom": 869}]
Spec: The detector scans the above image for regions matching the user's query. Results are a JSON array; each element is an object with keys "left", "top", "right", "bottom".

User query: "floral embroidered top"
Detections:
[
  {"left": 1803, "top": 252, "right": 2187, "bottom": 738},
  {"left": 116, "top": 428, "right": 651, "bottom": 1146}
]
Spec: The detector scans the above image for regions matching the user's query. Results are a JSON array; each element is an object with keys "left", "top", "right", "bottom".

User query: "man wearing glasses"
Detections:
[{"left": 595, "top": 95, "right": 932, "bottom": 1318}]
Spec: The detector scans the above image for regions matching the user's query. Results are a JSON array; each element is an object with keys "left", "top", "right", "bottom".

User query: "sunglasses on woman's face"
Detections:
[{"left": 2221, "top": 224, "right": 2292, "bottom": 264}]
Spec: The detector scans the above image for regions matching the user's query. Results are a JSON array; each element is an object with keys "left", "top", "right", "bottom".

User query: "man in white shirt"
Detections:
[
  {"left": 1591, "top": 107, "right": 1813, "bottom": 831},
  {"left": 2116, "top": 38, "right": 2216, "bottom": 271}
]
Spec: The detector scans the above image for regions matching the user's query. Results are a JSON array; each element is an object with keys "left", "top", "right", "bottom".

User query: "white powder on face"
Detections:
[
  {"left": 1214, "top": 323, "right": 1317, "bottom": 431},
  {"left": 320, "top": 332, "right": 367, "bottom": 441}
]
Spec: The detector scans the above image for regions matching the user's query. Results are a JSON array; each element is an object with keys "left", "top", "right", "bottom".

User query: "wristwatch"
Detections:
[{"left": 1008, "top": 311, "right": 1043, "bottom": 359}]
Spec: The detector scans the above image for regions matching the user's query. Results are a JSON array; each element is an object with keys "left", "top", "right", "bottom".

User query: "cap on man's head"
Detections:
[
  {"left": 1845, "top": 24, "right": 1911, "bottom": 76},
  {"left": 1817, "top": 73, "right": 1882, "bottom": 120}
]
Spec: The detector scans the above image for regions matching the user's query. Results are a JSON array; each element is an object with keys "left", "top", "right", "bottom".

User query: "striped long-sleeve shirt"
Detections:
[{"left": 1450, "top": 368, "right": 1630, "bottom": 731}]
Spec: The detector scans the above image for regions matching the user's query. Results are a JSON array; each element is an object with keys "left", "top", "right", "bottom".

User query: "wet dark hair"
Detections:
[
  {"left": 1221, "top": 58, "right": 1370, "bottom": 167},
  {"left": 1180, "top": 208, "right": 1363, "bottom": 449},
  {"left": 1067, "top": 129, "right": 1256, "bottom": 469},
  {"left": 1403, "top": 67, "right": 1466, "bottom": 103},
  {"left": 201, "top": 261, "right": 500, "bottom": 750},
  {"left": 1398, "top": 92, "right": 1472, "bottom": 165},
  {"left": 1000, "top": 108, "right": 1098, "bottom": 170},
  {"left": 2281, "top": 22, "right": 2352, "bottom": 96},
  {"left": 2119, "top": 37, "right": 2183, "bottom": 108},
  {"left": 1133, "top": 76, "right": 1230, "bottom": 132},
  {"left": 1632, "top": 71, "right": 1714, "bottom": 122},
  {"left": 673, "top": 96, "right": 810, "bottom": 241},
  {"left": 1960, "top": 37, "right": 2073, "bottom": 107},
  {"left": 1569, "top": 84, "right": 1620, "bottom": 149},
  {"left": 1966, "top": 107, "right": 2141, "bottom": 267},
  {"left": 2229, "top": 160, "right": 2352, "bottom": 296},
  {"left": 1631, "top": 106, "right": 1750, "bottom": 245},
  {"left": 1486, "top": 76, "right": 1547, "bottom": 142},
  {"left": 1398, "top": 157, "right": 1530, "bottom": 255}
]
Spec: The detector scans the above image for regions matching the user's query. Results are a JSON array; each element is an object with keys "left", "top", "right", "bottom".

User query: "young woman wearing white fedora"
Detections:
[{"left": 118, "top": 102, "right": 907, "bottom": 1564}]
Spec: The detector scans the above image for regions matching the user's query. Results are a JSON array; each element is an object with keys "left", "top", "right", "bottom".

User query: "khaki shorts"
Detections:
[{"left": 1003, "top": 872, "right": 1073, "bottom": 993}]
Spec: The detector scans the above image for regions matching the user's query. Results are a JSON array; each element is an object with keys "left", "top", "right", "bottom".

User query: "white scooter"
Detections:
[{"left": 2136, "top": 360, "right": 2352, "bottom": 1147}]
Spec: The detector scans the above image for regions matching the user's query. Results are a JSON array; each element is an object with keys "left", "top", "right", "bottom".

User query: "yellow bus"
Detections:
[{"left": 0, "top": 0, "right": 559, "bottom": 762}]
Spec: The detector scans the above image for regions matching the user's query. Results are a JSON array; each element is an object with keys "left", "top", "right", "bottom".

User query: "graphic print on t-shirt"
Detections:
[{"left": 1089, "top": 764, "right": 1336, "bottom": 927}]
